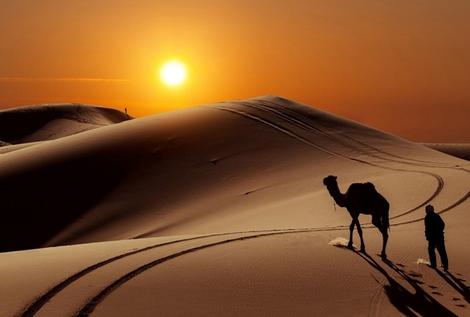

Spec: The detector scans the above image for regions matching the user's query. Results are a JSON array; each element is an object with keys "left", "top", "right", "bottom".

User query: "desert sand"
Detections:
[
  {"left": 0, "top": 96, "right": 469, "bottom": 316},
  {"left": 424, "top": 143, "right": 470, "bottom": 162}
]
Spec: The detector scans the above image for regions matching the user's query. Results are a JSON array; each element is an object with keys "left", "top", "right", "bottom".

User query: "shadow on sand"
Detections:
[
  {"left": 435, "top": 270, "right": 470, "bottom": 304},
  {"left": 334, "top": 245, "right": 457, "bottom": 316}
]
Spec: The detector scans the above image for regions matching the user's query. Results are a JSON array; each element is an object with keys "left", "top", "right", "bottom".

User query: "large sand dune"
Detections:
[{"left": 0, "top": 96, "right": 469, "bottom": 316}]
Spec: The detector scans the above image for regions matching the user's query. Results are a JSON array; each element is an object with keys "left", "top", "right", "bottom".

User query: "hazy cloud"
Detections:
[{"left": 0, "top": 77, "right": 129, "bottom": 83}]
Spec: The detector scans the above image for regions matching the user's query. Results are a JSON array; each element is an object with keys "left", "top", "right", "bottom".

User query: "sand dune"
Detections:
[
  {"left": 0, "top": 103, "right": 130, "bottom": 145},
  {"left": 424, "top": 143, "right": 470, "bottom": 161},
  {"left": 0, "top": 96, "right": 469, "bottom": 316}
]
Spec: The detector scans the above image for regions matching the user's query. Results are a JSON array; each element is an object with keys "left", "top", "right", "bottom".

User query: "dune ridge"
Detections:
[
  {"left": 0, "top": 103, "right": 131, "bottom": 145},
  {"left": 0, "top": 96, "right": 469, "bottom": 316},
  {"left": 424, "top": 143, "right": 470, "bottom": 161}
]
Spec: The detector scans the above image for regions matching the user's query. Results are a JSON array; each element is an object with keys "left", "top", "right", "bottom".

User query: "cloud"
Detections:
[{"left": 0, "top": 77, "right": 129, "bottom": 83}]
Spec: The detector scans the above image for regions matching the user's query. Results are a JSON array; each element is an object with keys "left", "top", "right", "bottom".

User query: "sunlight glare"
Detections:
[{"left": 160, "top": 60, "right": 187, "bottom": 86}]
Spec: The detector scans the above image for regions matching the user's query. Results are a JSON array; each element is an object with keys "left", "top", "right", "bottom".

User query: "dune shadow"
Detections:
[
  {"left": 435, "top": 270, "right": 470, "bottom": 303},
  {"left": 0, "top": 147, "right": 136, "bottom": 251},
  {"left": 350, "top": 249, "right": 457, "bottom": 317}
]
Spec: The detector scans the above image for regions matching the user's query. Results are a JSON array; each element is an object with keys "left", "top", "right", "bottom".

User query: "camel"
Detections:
[{"left": 323, "top": 175, "right": 390, "bottom": 259}]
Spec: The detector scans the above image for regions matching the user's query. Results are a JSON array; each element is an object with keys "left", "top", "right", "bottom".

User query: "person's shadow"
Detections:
[
  {"left": 333, "top": 244, "right": 457, "bottom": 316},
  {"left": 435, "top": 269, "right": 470, "bottom": 304}
]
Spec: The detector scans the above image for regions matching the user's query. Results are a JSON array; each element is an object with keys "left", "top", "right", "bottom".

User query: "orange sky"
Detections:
[{"left": 1, "top": 0, "right": 469, "bottom": 142}]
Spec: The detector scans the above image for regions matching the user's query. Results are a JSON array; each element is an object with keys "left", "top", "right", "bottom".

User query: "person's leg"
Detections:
[
  {"left": 437, "top": 239, "right": 448, "bottom": 270},
  {"left": 428, "top": 240, "right": 437, "bottom": 268}
]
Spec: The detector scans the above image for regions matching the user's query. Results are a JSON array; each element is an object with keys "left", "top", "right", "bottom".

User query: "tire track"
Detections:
[
  {"left": 20, "top": 186, "right": 469, "bottom": 317},
  {"left": 75, "top": 188, "right": 470, "bottom": 317},
  {"left": 250, "top": 100, "right": 470, "bottom": 175},
  {"left": 347, "top": 190, "right": 470, "bottom": 229},
  {"left": 17, "top": 102, "right": 468, "bottom": 316},
  {"left": 257, "top": 99, "right": 468, "bottom": 169},
  {"left": 367, "top": 276, "right": 386, "bottom": 317},
  {"left": 243, "top": 100, "right": 425, "bottom": 165},
  {"left": 213, "top": 105, "right": 444, "bottom": 220},
  {"left": 18, "top": 226, "right": 345, "bottom": 317},
  {"left": 394, "top": 190, "right": 470, "bottom": 226},
  {"left": 236, "top": 101, "right": 470, "bottom": 221},
  {"left": 73, "top": 227, "right": 347, "bottom": 317},
  {"left": 240, "top": 100, "right": 468, "bottom": 173}
]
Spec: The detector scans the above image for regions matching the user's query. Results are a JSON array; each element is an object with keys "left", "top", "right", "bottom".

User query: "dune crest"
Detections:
[
  {"left": 0, "top": 96, "right": 469, "bottom": 316},
  {"left": 0, "top": 103, "right": 130, "bottom": 145}
]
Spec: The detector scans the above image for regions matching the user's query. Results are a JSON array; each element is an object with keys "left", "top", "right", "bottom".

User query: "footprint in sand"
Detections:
[{"left": 408, "top": 271, "right": 423, "bottom": 278}]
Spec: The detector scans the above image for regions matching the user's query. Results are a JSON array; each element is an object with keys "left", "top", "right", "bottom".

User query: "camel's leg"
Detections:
[
  {"left": 347, "top": 219, "right": 355, "bottom": 249},
  {"left": 355, "top": 219, "right": 366, "bottom": 252},
  {"left": 380, "top": 225, "right": 389, "bottom": 259}
]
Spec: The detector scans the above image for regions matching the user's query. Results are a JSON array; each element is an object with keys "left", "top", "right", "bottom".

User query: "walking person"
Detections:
[{"left": 425, "top": 205, "right": 448, "bottom": 270}]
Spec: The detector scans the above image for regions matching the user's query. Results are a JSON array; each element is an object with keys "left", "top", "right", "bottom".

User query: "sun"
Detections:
[{"left": 160, "top": 60, "right": 187, "bottom": 86}]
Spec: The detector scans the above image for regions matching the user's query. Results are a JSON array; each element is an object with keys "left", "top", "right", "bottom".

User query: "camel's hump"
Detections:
[{"left": 347, "top": 182, "right": 377, "bottom": 196}]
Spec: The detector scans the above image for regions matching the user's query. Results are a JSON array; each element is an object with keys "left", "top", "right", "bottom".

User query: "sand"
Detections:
[
  {"left": 0, "top": 96, "right": 468, "bottom": 316},
  {"left": 424, "top": 143, "right": 470, "bottom": 161}
]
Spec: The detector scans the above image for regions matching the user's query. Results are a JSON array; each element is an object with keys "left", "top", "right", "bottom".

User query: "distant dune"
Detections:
[
  {"left": 0, "top": 96, "right": 468, "bottom": 316},
  {"left": 424, "top": 143, "right": 470, "bottom": 161},
  {"left": 0, "top": 103, "right": 130, "bottom": 145}
]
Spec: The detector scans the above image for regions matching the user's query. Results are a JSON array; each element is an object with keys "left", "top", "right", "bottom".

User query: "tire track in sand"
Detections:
[
  {"left": 73, "top": 227, "right": 354, "bottom": 316},
  {"left": 76, "top": 192, "right": 470, "bottom": 317},
  {"left": 228, "top": 102, "right": 469, "bottom": 220},
  {"left": 214, "top": 105, "right": 444, "bottom": 220},
  {"left": 18, "top": 104, "right": 468, "bottom": 316},
  {"left": 70, "top": 104, "right": 464, "bottom": 316},
  {"left": 21, "top": 186, "right": 469, "bottom": 317},
  {"left": 255, "top": 98, "right": 466, "bottom": 169},
  {"left": 19, "top": 227, "right": 343, "bottom": 317},
  {"left": 242, "top": 100, "right": 464, "bottom": 170}
]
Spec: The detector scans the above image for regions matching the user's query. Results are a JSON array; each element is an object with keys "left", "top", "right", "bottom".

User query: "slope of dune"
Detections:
[
  {"left": 0, "top": 96, "right": 469, "bottom": 316},
  {"left": 0, "top": 103, "right": 131, "bottom": 145},
  {"left": 424, "top": 143, "right": 470, "bottom": 161}
]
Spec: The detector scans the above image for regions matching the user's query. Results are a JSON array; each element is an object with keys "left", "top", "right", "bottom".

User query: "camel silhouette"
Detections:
[{"left": 323, "top": 175, "right": 390, "bottom": 258}]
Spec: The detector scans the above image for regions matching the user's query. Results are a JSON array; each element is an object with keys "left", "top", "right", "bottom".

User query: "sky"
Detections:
[{"left": 1, "top": 0, "right": 469, "bottom": 142}]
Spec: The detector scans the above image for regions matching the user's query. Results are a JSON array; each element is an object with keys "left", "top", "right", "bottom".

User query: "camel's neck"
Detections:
[{"left": 326, "top": 182, "right": 347, "bottom": 207}]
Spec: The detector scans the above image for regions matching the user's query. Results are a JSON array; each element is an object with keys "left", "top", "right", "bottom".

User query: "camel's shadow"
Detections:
[{"left": 335, "top": 246, "right": 458, "bottom": 316}]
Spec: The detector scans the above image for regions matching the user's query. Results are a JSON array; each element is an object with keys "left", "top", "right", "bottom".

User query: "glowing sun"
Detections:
[{"left": 160, "top": 60, "right": 187, "bottom": 86}]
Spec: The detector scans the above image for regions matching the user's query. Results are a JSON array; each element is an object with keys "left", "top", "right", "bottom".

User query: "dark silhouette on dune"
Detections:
[
  {"left": 332, "top": 243, "right": 457, "bottom": 316},
  {"left": 435, "top": 270, "right": 470, "bottom": 304},
  {"left": 0, "top": 145, "right": 137, "bottom": 252},
  {"left": 425, "top": 204, "right": 448, "bottom": 270},
  {"left": 323, "top": 175, "right": 390, "bottom": 258},
  {"left": 380, "top": 257, "right": 458, "bottom": 316}
]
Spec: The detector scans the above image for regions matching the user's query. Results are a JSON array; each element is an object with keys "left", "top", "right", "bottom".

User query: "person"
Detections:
[{"left": 424, "top": 205, "right": 448, "bottom": 270}]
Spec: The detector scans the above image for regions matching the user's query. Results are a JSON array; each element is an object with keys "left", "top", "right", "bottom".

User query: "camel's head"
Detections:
[{"left": 323, "top": 175, "right": 337, "bottom": 187}]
